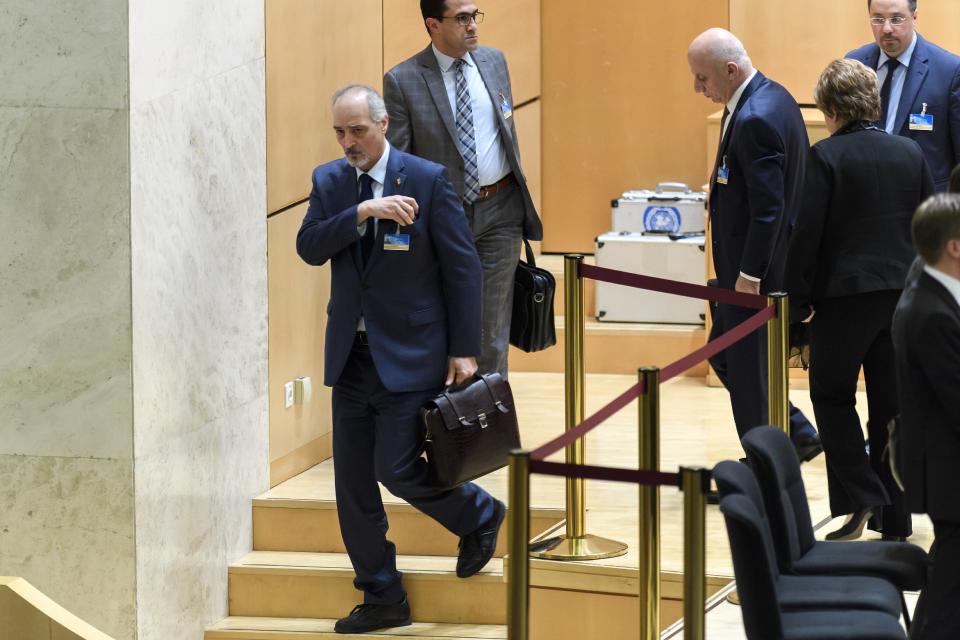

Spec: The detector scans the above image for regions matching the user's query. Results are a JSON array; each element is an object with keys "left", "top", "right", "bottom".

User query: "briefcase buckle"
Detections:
[{"left": 477, "top": 412, "right": 489, "bottom": 429}]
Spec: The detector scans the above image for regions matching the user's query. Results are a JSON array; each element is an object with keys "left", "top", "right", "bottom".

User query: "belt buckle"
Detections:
[{"left": 477, "top": 185, "right": 490, "bottom": 200}]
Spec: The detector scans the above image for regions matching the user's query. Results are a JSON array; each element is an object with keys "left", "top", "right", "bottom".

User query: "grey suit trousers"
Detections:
[{"left": 464, "top": 181, "right": 524, "bottom": 378}]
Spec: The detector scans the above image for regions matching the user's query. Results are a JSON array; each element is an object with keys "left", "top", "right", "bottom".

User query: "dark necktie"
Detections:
[
  {"left": 454, "top": 58, "right": 480, "bottom": 203},
  {"left": 711, "top": 107, "right": 731, "bottom": 186},
  {"left": 879, "top": 57, "right": 900, "bottom": 130},
  {"left": 358, "top": 173, "right": 375, "bottom": 265}
]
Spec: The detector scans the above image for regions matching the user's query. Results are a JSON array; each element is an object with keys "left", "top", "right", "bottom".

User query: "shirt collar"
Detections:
[
  {"left": 726, "top": 69, "right": 758, "bottom": 115},
  {"left": 924, "top": 264, "right": 960, "bottom": 308},
  {"left": 356, "top": 141, "right": 391, "bottom": 186},
  {"left": 879, "top": 32, "right": 918, "bottom": 68},
  {"left": 432, "top": 43, "right": 475, "bottom": 73}
]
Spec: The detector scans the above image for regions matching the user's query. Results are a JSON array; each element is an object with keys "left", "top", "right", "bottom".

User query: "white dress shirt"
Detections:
[
  {"left": 432, "top": 44, "right": 511, "bottom": 187},
  {"left": 877, "top": 32, "right": 918, "bottom": 134},
  {"left": 924, "top": 264, "right": 960, "bottom": 308}
]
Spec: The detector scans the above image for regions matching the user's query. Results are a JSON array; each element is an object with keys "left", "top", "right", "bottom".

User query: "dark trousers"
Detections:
[
  {"left": 332, "top": 338, "right": 495, "bottom": 604},
  {"left": 709, "top": 302, "right": 817, "bottom": 441},
  {"left": 910, "top": 520, "right": 960, "bottom": 640},
  {"left": 464, "top": 181, "right": 524, "bottom": 378},
  {"left": 808, "top": 291, "right": 910, "bottom": 535}
]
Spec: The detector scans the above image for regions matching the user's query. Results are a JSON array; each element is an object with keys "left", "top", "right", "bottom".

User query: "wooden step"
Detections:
[
  {"left": 510, "top": 315, "right": 707, "bottom": 376},
  {"left": 228, "top": 552, "right": 505, "bottom": 625},
  {"left": 205, "top": 616, "right": 505, "bottom": 639},
  {"left": 254, "top": 498, "right": 563, "bottom": 557}
]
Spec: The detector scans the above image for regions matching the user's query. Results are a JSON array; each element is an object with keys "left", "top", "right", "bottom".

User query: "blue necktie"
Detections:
[
  {"left": 358, "top": 173, "right": 375, "bottom": 265},
  {"left": 454, "top": 58, "right": 481, "bottom": 203},
  {"left": 879, "top": 57, "right": 900, "bottom": 131}
]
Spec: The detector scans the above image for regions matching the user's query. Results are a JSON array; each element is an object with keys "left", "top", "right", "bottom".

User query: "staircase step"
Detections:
[
  {"left": 510, "top": 315, "right": 707, "bottom": 375},
  {"left": 228, "top": 552, "right": 505, "bottom": 625},
  {"left": 253, "top": 498, "right": 563, "bottom": 557},
  {"left": 205, "top": 616, "right": 506, "bottom": 639}
]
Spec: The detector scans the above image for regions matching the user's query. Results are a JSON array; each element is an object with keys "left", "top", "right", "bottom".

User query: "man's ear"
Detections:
[{"left": 946, "top": 237, "right": 960, "bottom": 260}]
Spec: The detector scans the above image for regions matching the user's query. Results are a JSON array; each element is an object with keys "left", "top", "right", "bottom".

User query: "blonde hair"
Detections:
[{"left": 814, "top": 59, "right": 881, "bottom": 124}]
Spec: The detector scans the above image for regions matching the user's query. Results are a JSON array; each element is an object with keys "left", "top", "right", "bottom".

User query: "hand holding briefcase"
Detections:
[{"left": 422, "top": 373, "right": 521, "bottom": 489}]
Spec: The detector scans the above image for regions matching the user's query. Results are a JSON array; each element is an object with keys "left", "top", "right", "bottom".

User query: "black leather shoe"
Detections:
[
  {"left": 825, "top": 507, "right": 875, "bottom": 541},
  {"left": 334, "top": 598, "right": 412, "bottom": 634},
  {"left": 457, "top": 499, "right": 506, "bottom": 578},
  {"left": 706, "top": 490, "right": 720, "bottom": 505},
  {"left": 793, "top": 434, "right": 823, "bottom": 463}
]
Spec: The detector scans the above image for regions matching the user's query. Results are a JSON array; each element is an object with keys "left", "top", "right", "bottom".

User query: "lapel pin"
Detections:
[{"left": 395, "top": 178, "right": 402, "bottom": 185}]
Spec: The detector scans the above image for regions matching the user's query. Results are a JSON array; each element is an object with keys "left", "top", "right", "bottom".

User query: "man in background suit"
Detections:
[
  {"left": 847, "top": 0, "right": 960, "bottom": 192},
  {"left": 687, "top": 28, "right": 821, "bottom": 460},
  {"left": 296, "top": 85, "right": 504, "bottom": 634},
  {"left": 892, "top": 193, "right": 960, "bottom": 639},
  {"left": 384, "top": 0, "right": 543, "bottom": 378}
]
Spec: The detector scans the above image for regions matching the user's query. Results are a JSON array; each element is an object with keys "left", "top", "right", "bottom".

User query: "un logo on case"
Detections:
[{"left": 643, "top": 206, "right": 681, "bottom": 233}]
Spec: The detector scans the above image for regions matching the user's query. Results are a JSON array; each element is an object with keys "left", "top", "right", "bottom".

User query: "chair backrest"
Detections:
[
  {"left": 713, "top": 460, "right": 781, "bottom": 579},
  {"left": 719, "top": 493, "right": 786, "bottom": 639},
  {"left": 741, "top": 426, "right": 817, "bottom": 572}
]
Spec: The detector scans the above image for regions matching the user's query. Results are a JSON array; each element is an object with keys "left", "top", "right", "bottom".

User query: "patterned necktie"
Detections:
[
  {"left": 879, "top": 57, "right": 900, "bottom": 131},
  {"left": 454, "top": 58, "right": 481, "bottom": 204},
  {"left": 358, "top": 173, "right": 375, "bottom": 265}
]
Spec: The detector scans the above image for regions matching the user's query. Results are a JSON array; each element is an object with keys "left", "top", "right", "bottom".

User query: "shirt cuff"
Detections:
[{"left": 739, "top": 271, "right": 761, "bottom": 282}]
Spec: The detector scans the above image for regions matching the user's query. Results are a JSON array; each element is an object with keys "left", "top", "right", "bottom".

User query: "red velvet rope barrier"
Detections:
[
  {"left": 528, "top": 304, "right": 776, "bottom": 462},
  {"left": 579, "top": 263, "right": 767, "bottom": 309},
  {"left": 528, "top": 460, "right": 681, "bottom": 487}
]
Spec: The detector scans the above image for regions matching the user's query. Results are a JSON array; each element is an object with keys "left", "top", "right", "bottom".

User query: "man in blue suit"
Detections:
[
  {"left": 296, "top": 85, "right": 505, "bottom": 634},
  {"left": 688, "top": 29, "right": 821, "bottom": 461},
  {"left": 847, "top": 0, "right": 960, "bottom": 193}
]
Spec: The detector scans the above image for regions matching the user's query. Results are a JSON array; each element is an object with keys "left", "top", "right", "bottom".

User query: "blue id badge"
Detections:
[
  {"left": 383, "top": 230, "right": 410, "bottom": 251},
  {"left": 909, "top": 113, "right": 933, "bottom": 131},
  {"left": 499, "top": 92, "right": 512, "bottom": 119},
  {"left": 717, "top": 166, "right": 729, "bottom": 186}
]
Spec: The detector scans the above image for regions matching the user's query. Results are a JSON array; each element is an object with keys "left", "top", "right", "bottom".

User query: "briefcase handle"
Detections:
[
  {"left": 519, "top": 238, "right": 537, "bottom": 268},
  {"left": 439, "top": 374, "right": 511, "bottom": 429}
]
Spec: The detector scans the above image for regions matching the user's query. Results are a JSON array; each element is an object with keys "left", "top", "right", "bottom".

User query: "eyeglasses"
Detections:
[
  {"left": 870, "top": 16, "right": 909, "bottom": 26},
  {"left": 435, "top": 10, "right": 484, "bottom": 26}
]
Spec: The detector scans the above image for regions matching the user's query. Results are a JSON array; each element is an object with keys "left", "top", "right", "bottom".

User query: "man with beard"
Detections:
[{"left": 296, "top": 84, "right": 505, "bottom": 635}]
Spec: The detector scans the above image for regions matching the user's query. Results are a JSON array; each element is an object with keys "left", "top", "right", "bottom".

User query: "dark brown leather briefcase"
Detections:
[{"left": 422, "top": 373, "right": 521, "bottom": 489}]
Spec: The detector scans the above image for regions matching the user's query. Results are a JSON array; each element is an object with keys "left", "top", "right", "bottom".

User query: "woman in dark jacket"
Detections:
[{"left": 786, "top": 58, "right": 935, "bottom": 541}]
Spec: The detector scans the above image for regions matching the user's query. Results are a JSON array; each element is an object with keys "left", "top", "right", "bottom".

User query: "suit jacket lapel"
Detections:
[
  {"left": 712, "top": 72, "right": 765, "bottom": 187},
  {"left": 362, "top": 150, "right": 407, "bottom": 276},
  {"left": 473, "top": 49, "right": 517, "bottom": 149},
  {"left": 920, "top": 271, "right": 960, "bottom": 320},
  {"left": 893, "top": 36, "right": 930, "bottom": 135},
  {"left": 336, "top": 162, "right": 364, "bottom": 274},
  {"left": 415, "top": 46, "right": 460, "bottom": 149}
]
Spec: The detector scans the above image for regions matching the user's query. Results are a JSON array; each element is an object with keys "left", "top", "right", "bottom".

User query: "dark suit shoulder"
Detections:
[
  {"left": 814, "top": 127, "right": 923, "bottom": 157},
  {"left": 312, "top": 158, "right": 352, "bottom": 184},
  {"left": 391, "top": 148, "right": 447, "bottom": 180},
  {"left": 915, "top": 34, "right": 960, "bottom": 67},
  {"left": 385, "top": 45, "right": 433, "bottom": 77},
  {"left": 846, "top": 42, "right": 877, "bottom": 62}
]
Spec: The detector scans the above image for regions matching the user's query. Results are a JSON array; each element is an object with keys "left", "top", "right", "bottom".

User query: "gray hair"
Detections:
[{"left": 331, "top": 84, "right": 387, "bottom": 122}]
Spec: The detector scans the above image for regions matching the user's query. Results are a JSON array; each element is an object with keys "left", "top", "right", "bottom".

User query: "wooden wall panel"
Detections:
[
  {"left": 514, "top": 100, "right": 541, "bottom": 214},
  {"left": 266, "top": 0, "right": 383, "bottom": 214},
  {"left": 267, "top": 204, "right": 333, "bottom": 486},
  {"left": 731, "top": 1, "right": 960, "bottom": 104},
  {"left": 541, "top": 0, "right": 729, "bottom": 253},
  {"left": 383, "top": 0, "right": 541, "bottom": 104}
]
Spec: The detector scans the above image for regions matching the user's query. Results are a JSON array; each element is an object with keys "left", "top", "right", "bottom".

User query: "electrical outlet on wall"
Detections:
[{"left": 284, "top": 381, "right": 295, "bottom": 409}]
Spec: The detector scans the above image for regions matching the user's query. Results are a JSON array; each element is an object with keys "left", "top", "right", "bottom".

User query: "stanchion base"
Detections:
[
  {"left": 529, "top": 534, "right": 628, "bottom": 561},
  {"left": 726, "top": 590, "right": 741, "bottom": 606}
]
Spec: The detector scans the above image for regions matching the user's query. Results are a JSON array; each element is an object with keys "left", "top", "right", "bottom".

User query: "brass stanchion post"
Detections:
[
  {"left": 507, "top": 450, "right": 531, "bottom": 640},
  {"left": 766, "top": 292, "right": 790, "bottom": 434},
  {"left": 638, "top": 367, "right": 661, "bottom": 640},
  {"left": 681, "top": 467, "right": 708, "bottom": 640},
  {"left": 534, "top": 255, "right": 627, "bottom": 561}
]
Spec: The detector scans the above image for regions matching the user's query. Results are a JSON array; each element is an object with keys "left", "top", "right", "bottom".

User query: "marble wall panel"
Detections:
[
  {"left": 129, "top": 52, "right": 268, "bottom": 640},
  {"left": 0, "top": 106, "right": 132, "bottom": 460},
  {"left": 133, "top": 398, "right": 267, "bottom": 640},
  {"left": 0, "top": 0, "right": 128, "bottom": 109},
  {"left": 129, "top": 60, "right": 267, "bottom": 456},
  {"left": 0, "top": 454, "right": 136, "bottom": 639},
  {"left": 128, "top": 0, "right": 263, "bottom": 107}
]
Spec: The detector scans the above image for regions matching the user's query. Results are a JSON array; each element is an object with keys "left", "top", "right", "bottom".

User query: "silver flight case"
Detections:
[{"left": 612, "top": 182, "right": 706, "bottom": 234}]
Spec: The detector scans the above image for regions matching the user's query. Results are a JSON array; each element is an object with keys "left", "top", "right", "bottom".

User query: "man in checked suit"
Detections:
[
  {"left": 296, "top": 85, "right": 505, "bottom": 635},
  {"left": 892, "top": 193, "right": 960, "bottom": 639},
  {"left": 384, "top": 0, "right": 543, "bottom": 378},
  {"left": 847, "top": 0, "right": 960, "bottom": 193},
  {"left": 687, "top": 28, "right": 821, "bottom": 460}
]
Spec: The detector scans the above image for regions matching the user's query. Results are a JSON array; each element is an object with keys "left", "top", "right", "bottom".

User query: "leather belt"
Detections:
[
  {"left": 472, "top": 173, "right": 515, "bottom": 202},
  {"left": 355, "top": 331, "right": 369, "bottom": 346}
]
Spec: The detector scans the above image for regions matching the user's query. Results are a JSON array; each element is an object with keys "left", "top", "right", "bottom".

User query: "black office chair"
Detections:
[
  {"left": 720, "top": 493, "right": 907, "bottom": 640},
  {"left": 714, "top": 460, "right": 902, "bottom": 617},
  {"left": 741, "top": 426, "right": 929, "bottom": 626}
]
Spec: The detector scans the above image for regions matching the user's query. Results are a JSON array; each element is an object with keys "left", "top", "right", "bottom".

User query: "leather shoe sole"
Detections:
[{"left": 334, "top": 598, "right": 412, "bottom": 634}]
